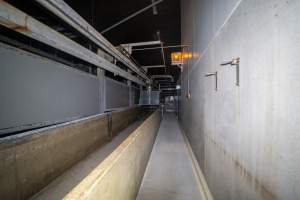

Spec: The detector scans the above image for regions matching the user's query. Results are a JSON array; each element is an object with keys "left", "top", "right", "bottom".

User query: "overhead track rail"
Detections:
[
  {"left": 0, "top": 1, "right": 145, "bottom": 85},
  {"left": 34, "top": 0, "right": 149, "bottom": 82}
]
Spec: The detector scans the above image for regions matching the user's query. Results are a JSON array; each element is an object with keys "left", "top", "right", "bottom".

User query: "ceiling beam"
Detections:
[
  {"left": 151, "top": 75, "right": 174, "bottom": 82},
  {"left": 0, "top": 1, "right": 145, "bottom": 85},
  {"left": 34, "top": 0, "right": 149, "bottom": 82},
  {"left": 122, "top": 40, "right": 161, "bottom": 47},
  {"left": 142, "top": 65, "right": 166, "bottom": 72}
]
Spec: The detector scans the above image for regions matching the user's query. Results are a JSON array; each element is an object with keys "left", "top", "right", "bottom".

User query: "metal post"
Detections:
[
  {"left": 97, "top": 68, "right": 106, "bottom": 113},
  {"left": 107, "top": 113, "right": 112, "bottom": 141},
  {"left": 127, "top": 80, "right": 133, "bottom": 107}
]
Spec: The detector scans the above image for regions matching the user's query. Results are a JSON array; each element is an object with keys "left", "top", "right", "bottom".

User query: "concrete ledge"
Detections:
[
  {"left": 0, "top": 107, "right": 147, "bottom": 200},
  {"left": 111, "top": 107, "right": 144, "bottom": 136},
  {"left": 62, "top": 110, "right": 161, "bottom": 200}
]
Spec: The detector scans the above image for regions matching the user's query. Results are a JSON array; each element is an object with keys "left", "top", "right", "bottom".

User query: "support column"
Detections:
[
  {"left": 128, "top": 80, "right": 133, "bottom": 107},
  {"left": 97, "top": 68, "right": 106, "bottom": 113}
]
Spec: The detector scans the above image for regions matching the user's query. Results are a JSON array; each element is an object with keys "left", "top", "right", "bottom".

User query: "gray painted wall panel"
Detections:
[
  {"left": 181, "top": 0, "right": 300, "bottom": 199},
  {"left": 105, "top": 78, "right": 129, "bottom": 109},
  {"left": 0, "top": 43, "right": 100, "bottom": 134}
]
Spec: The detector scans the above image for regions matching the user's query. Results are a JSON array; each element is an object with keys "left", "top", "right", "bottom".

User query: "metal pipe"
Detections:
[
  {"left": 101, "top": 0, "right": 163, "bottom": 34},
  {"left": 160, "top": 42, "right": 166, "bottom": 72},
  {"left": 0, "top": 1, "right": 145, "bottom": 85},
  {"left": 107, "top": 113, "right": 112, "bottom": 141},
  {"left": 34, "top": 0, "right": 149, "bottom": 82},
  {"left": 220, "top": 57, "right": 240, "bottom": 86},
  {"left": 204, "top": 71, "right": 218, "bottom": 91},
  {"left": 133, "top": 44, "right": 189, "bottom": 51}
]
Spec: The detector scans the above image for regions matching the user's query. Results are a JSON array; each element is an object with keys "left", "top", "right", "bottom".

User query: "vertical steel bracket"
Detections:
[
  {"left": 107, "top": 113, "right": 112, "bottom": 141},
  {"left": 204, "top": 71, "right": 218, "bottom": 91},
  {"left": 221, "top": 57, "right": 240, "bottom": 86}
]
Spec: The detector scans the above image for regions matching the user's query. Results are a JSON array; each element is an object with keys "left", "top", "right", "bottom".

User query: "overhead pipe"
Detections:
[{"left": 100, "top": 0, "right": 164, "bottom": 34}]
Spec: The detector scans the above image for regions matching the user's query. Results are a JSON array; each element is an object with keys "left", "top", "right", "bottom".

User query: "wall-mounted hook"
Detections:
[
  {"left": 221, "top": 57, "right": 240, "bottom": 86},
  {"left": 204, "top": 71, "right": 218, "bottom": 91}
]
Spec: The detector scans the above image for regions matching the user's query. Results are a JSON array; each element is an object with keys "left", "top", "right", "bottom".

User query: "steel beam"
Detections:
[
  {"left": 122, "top": 40, "right": 161, "bottom": 47},
  {"left": 0, "top": 1, "right": 145, "bottom": 85},
  {"left": 133, "top": 44, "right": 189, "bottom": 51},
  {"left": 151, "top": 75, "right": 174, "bottom": 82},
  {"left": 142, "top": 65, "right": 166, "bottom": 72},
  {"left": 34, "top": 0, "right": 149, "bottom": 82},
  {"left": 142, "top": 65, "right": 166, "bottom": 69}
]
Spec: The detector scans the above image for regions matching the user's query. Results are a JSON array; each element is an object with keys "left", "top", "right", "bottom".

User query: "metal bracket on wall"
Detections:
[
  {"left": 204, "top": 71, "right": 218, "bottom": 91},
  {"left": 107, "top": 113, "right": 113, "bottom": 141},
  {"left": 221, "top": 57, "right": 240, "bottom": 86}
]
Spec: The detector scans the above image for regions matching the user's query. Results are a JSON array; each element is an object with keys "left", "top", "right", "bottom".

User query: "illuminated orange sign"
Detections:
[{"left": 171, "top": 52, "right": 192, "bottom": 65}]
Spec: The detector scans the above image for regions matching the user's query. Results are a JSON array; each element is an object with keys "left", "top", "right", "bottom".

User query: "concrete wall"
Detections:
[
  {"left": 111, "top": 107, "right": 143, "bottom": 136},
  {"left": 62, "top": 110, "right": 161, "bottom": 200},
  {"left": 180, "top": 0, "right": 300, "bottom": 200},
  {"left": 0, "top": 43, "right": 141, "bottom": 135},
  {"left": 0, "top": 107, "right": 147, "bottom": 200}
]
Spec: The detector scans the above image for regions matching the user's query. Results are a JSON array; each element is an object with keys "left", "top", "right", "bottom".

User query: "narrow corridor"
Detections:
[{"left": 137, "top": 113, "right": 204, "bottom": 200}]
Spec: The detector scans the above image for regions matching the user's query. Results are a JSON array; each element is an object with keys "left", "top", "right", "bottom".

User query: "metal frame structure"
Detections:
[
  {"left": 120, "top": 40, "right": 161, "bottom": 54},
  {"left": 0, "top": 1, "right": 146, "bottom": 85},
  {"left": 142, "top": 65, "right": 166, "bottom": 72},
  {"left": 121, "top": 40, "right": 168, "bottom": 72},
  {"left": 34, "top": 0, "right": 149, "bottom": 82}
]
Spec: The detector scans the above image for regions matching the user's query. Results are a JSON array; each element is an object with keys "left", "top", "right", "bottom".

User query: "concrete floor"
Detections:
[{"left": 136, "top": 113, "right": 204, "bottom": 200}]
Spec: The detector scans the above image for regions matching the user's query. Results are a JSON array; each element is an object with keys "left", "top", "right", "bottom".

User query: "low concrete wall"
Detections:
[
  {"left": 111, "top": 107, "right": 143, "bottom": 136},
  {"left": 0, "top": 107, "right": 147, "bottom": 200},
  {"left": 62, "top": 110, "right": 161, "bottom": 200}
]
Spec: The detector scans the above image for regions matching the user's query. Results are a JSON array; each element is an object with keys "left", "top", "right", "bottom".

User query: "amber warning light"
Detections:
[{"left": 171, "top": 52, "right": 192, "bottom": 65}]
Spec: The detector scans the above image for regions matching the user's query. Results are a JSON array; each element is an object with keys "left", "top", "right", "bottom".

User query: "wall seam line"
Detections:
[{"left": 187, "top": 0, "right": 244, "bottom": 73}]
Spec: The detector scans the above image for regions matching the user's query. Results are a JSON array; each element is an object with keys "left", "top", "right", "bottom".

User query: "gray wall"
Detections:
[
  {"left": 0, "top": 43, "right": 100, "bottom": 134},
  {"left": 105, "top": 78, "right": 129, "bottom": 109},
  {"left": 0, "top": 43, "right": 140, "bottom": 135},
  {"left": 180, "top": 0, "right": 300, "bottom": 200}
]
